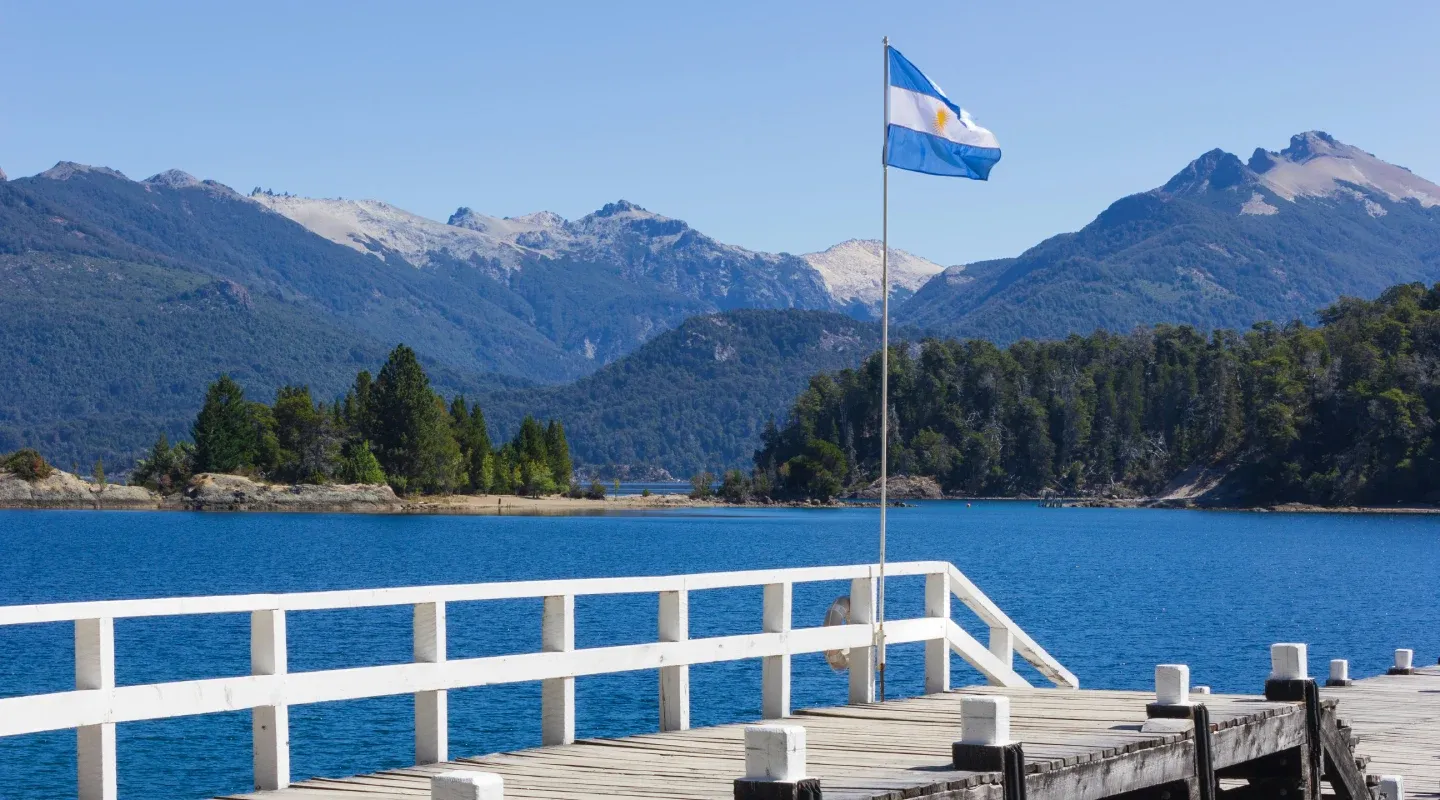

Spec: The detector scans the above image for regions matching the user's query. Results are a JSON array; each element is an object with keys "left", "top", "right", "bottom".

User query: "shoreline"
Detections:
[
  {"left": 4, "top": 471, "right": 1437, "bottom": 515},
  {"left": 3, "top": 493, "right": 1437, "bottom": 516}
]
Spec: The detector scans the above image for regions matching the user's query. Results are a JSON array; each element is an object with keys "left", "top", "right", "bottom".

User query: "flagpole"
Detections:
[{"left": 877, "top": 34, "right": 890, "bottom": 704}]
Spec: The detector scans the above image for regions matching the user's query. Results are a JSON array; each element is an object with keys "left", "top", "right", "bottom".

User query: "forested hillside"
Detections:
[
  {"left": 758, "top": 282, "right": 1440, "bottom": 507},
  {"left": 482, "top": 310, "right": 881, "bottom": 476}
]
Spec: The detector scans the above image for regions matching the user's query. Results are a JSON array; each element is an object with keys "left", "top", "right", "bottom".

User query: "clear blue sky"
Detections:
[{"left": 2, "top": 1, "right": 1436, "bottom": 265}]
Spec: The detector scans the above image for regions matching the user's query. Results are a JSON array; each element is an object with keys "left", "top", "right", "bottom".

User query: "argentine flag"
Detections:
[{"left": 886, "top": 47, "right": 1001, "bottom": 180}]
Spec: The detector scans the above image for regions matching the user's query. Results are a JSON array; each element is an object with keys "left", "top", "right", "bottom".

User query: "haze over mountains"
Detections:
[{"left": 2, "top": 130, "right": 1438, "bottom": 473}]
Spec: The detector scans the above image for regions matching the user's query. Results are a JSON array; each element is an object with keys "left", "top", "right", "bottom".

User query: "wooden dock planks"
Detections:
[
  {"left": 218, "top": 687, "right": 1301, "bottom": 800},
  {"left": 1322, "top": 665, "right": 1440, "bottom": 799}
]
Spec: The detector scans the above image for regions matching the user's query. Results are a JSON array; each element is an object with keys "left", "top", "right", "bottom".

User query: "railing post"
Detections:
[
  {"left": 762, "top": 582, "right": 792, "bottom": 718},
  {"left": 75, "top": 617, "right": 116, "bottom": 800},
  {"left": 542, "top": 594, "right": 576, "bottom": 745},
  {"left": 924, "top": 572, "right": 950, "bottom": 694},
  {"left": 987, "top": 626, "right": 1014, "bottom": 686},
  {"left": 414, "top": 601, "right": 448, "bottom": 763},
  {"left": 251, "top": 609, "right": 289, "bottom": 791},
  {"left": 659, "top": 589, "right": 690, "bottom": 731},
  {"left": 848, "top": 575, "right": 875, "bottom": 704}
]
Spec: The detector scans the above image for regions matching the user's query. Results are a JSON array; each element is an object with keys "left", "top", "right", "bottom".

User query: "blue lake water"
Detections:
[{"left": 1, "top": 502, "right": 1438, "bottom": 799}]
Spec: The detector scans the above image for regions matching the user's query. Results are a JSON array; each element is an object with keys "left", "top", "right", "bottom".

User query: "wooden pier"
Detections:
[
  {"left": 0, "top": 562, "right": 1434, "bottom": 799},
  {"left": 216, "top": 670, "right": 1440, "bottom": 800}
]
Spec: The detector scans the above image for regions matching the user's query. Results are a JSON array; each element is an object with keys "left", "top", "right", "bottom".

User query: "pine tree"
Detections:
[
  {"left": 369, "top": 345, "right": 464, "bottom": 494},
  {"left": 273, "top": 385, "right": 338, "bottom": 484},
  {"left": 544, "top": 420, "right": 573, "bottom": 490},
  {"left": 192, "top": 375, "right": 257, "bottom": 473},
  {"left": 337, "top": 441, "right": 386, "bottom": 485},
  {"left": 449, "top": 397, "right": 495, "bottom": 493},
  {"left": 93, "top": 458, "right": 105, "bottom": 487}
]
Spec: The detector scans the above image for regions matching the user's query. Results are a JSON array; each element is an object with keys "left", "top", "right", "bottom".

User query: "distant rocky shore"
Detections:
[
  {"left": 0, "top": 469, "right": 403, "bottom": 512},
  {"left": 0, "top": 469, "right": 824, "bottom": 514}
]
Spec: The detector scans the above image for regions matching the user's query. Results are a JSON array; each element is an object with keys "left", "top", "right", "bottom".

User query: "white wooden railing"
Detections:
[{"left": 0, "top": 561, "right": 1077, "bottom": 799}]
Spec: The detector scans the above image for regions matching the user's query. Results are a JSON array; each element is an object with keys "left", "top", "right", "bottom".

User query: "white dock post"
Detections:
[
  {"left": 432, "top": 770, "right": 504, "bottom": 800},
  {"left": 960, "top": 696, "right": 1011, "bottom": 745},
  {"left": 1264, "top": 642, "right": 1311, "bottom": 701},
  {"left": 75, "top": 617, "right": 116, "bottom": 800},
  {"left": 659, "top": 589, "right": 690, "bottom": 731},
  {"left": 1156, "top": 665, "right": 1190, "bottom": 705},
  {"left": 1327, "top": 659, "right": 1352, "bottom": 687},
  {"left": 848, "top": 575, "right": 875, "bottom": 704},
  {"left": 1147, "top": 664, "right": 1194, "bottom": 718},
  {"left": 1270, "top": 643, "right": 1308, "bottom": 680},
  {"left": 1378, "top": 775, "right": 1404, "bottom": 800},
  {"left": 542, "top": 594, "right": 576, "bottom": 744},
  {"left": 735, "top": 725, "right": 818, "bottom": 799},
  {"left": 251, "top": 609, "right": 290, "bottom": 790},
  {"left": 924, "top": 571, "right": 950, "bottom": 694},
  {"left": 987, "top": 626, "right": 1014, "bottom": 688},
  {"left": 414, "top": 601, "right": 448, "bottom": 763},
  {"left": 761, "top": 582, "right": 792, "bottom": 719},
  {"left": 952, "top": 696, "right": 1015, "bottom": 770},
  {"left": 1193, "top": 685, "right": 1211, "bottom": 695},
  {"left": 1389, "top": 649, "right": 1415, "bottom": 675}
]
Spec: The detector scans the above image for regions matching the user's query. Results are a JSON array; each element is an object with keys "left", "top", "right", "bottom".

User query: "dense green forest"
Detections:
[
  {"left": 123, "top": 345, "right": 575, "bottom": 497},
  {"left": 753, "top": 282, "right": 1440, "bottom": 506}
]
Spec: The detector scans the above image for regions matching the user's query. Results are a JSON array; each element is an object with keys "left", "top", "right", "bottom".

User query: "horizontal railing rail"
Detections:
[{"left": 0, "top": 560, "right": 1075, "bottom": 799}]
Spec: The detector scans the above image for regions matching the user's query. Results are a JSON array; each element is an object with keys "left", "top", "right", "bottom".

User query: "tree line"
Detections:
[
  {"left": 130, "top": 344, "right": 575, "bottom": 496},
  {"left": 747, "top": 282, "right": 1440, "bottom": 506}
]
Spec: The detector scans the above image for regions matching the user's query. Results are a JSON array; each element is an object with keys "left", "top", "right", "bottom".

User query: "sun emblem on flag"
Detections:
[{"left": 933, "top": 107, "right": 949, "bottom": 134}]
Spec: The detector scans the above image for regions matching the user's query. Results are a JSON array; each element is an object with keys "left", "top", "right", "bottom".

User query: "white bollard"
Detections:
[
  {"left": 1393, "top": 649, "right": 1414, "bottom": 673},
  {"left": 1270, "top": 643, "right": 1308, "bottom": 680},
  {"left": 959, "top": 696, "right": 1011, "bottom": 746},
  {"left": 1378, "top": 774, "right": 1404, "bottom": 800},
  {"left": 1193, "top": 685, "right": 1211, "bottom": 695},
  {"left": 1327, "top": 659, "right": 1352, "bottom": 687},
  {"left": 1155, "top": 665, "right": 1190, "bottom": 706},
  {"left": 432, "top": 771, "right": 504, "bottom": 800},
  {"left": 743, "top": 725, "right": 807, "bottom": 783}
]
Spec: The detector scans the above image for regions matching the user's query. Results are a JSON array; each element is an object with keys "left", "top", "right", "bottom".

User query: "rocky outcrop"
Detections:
[
  {"left": 0, "top": 469, "right": 159, "bottom": 509},
  {"left": 853, "top": 475, "right": 943, "bottom": 500},
  {"left": 180, "top": 473, "right": 401, "bottom": 512}
]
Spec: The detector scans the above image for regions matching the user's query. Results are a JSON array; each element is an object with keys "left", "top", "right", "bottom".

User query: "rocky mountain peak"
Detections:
[
  {"left": 512, "top": 210, "right": 566, "bottom": 228},
  {"left": 593, "top": 199, "right": 649, "bottom": 218},
  {"left": 1279, "top": 130, "right": 1344, "bottom": 161},
  {"left": 1245, "top": 131, "right": 1440, "bottom": 207},
  {"left": 801, "top": 238, "right": 946, "bottom": 313},
  {"left": 143, "top": 169, "right": 203, "bottom": 189},
  {"left": 1160, "top": 149, "right": 1258, "bottom": 195},
  {"left": 39, "top": 161, "right": 129, "bottom": 181},
  {"left": 251, "top": 193, "right": 526, "bottom": 270},
  {"left": 0, "top": 166, "right": 7, "bottom": 181}
]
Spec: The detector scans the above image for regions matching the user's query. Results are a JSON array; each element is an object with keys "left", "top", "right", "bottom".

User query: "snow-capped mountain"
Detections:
[
  {"left": 801, "top": 239, "right": 947, "bottom": 316},
  {"left": 899, "top": 131, "right": 1440, "bottom": 342},
  {"left": 251, "top": 191, "right": 839, "bottom": 313},
  {"left": 248, "top": 190, "right": 949, "bottom": 318},
  {"left": 248, "top": 192, "right": 531, "bottom": 271},
  {"left": 451, "top": 199, "right": 836, "bottom": 311}
]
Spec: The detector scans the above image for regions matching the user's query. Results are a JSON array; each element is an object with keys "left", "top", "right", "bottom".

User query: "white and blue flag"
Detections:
[{"left": 885, "top": 47, "right": 1001, "bottom": 180}]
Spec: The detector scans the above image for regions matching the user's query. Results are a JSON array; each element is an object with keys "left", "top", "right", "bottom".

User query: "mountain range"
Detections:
[
  {"left": 2, "top": 130, "right": 1438, "bottom": 474},
  {"left": 900, "top": 132, "right": 1440, "bottom": 339}
]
